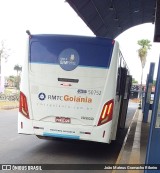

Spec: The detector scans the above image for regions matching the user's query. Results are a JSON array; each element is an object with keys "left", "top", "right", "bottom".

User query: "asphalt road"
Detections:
[{"left": 0, "top": 102, "right": 138, "bottom": 173}]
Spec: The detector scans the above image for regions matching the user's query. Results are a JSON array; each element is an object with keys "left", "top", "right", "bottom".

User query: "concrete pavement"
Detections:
[{"left": 112, "top": 109, "right": 150, "bottom": 173}]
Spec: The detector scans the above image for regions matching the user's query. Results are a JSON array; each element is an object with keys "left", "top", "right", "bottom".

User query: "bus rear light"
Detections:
[
  {"left": 97, "top": 99, "right": 114, "bottom": 126},
  {"left": 80, "top": 131, "right": 91, "bottom": 135},
  {"left": 19, "top": 91, "right": 29, "bottom": 119},
  {"left": 103, "top": 131, "right": 105, "bottom": 138},
  {"left": 84, "top": 132, "right": 91, "bottom": 135},
  {"left": 21, "top": 122, "right": 23, "bottom": 129}
]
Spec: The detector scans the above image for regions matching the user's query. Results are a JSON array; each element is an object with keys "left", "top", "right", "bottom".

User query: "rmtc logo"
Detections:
[
  {"left": 48, "top": 95, "right": 63, "bottom": 100},
  {"left": 38, "top": 93, "right": 46, "bottom": 101},
  {"left": 38, "top": 93, "right": 92, "bottom": 103}
]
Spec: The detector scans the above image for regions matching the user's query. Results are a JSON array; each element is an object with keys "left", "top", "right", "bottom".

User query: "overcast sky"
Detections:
[{"left": 0, "top": 0, "right": 160, "bottom": 84}]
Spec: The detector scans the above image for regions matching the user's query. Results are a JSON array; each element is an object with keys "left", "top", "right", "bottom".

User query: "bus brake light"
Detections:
[
  {"left": 98, "top": 99, "right": 114, "bottom": 126},
  {"left": 19, "top": 91, "right": 29, "bottom": 119}
]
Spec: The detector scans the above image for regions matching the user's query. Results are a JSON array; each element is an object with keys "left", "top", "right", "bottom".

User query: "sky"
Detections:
[{"left": 0, "top": 0, "right": 160, "bottom": 84}]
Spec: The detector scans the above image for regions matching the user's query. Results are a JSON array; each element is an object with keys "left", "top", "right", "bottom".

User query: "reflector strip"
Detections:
[
  {"left": 85, "top": 132, "right": 91, "bottom": 135},
  {"left": 43, "top": 132, "right": 80, "bottom": 140},
  {"left": 80, "top": 131, "right": 91, "bottom": 135},
  {"left": 33, "top": 126, "right": 44, "bottom": 130},
  {"left": 21, "top": 122, "right": 23, "bottom": 129},
  {"left": 103, "top": 131, "right": 105, "bottom": 138}
]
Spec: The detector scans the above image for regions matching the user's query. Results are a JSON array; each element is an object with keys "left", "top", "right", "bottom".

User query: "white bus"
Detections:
[{"left": 18, "top": 33, "right": 131, "bottom": 143}]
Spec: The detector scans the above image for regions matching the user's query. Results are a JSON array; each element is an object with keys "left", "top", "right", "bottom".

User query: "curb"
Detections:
[
  {"left": 127, "top": 111, "right": 143, "bottom": 173},
  {"left": 111, "top": 109, "right": 142, "bottom": 173}
]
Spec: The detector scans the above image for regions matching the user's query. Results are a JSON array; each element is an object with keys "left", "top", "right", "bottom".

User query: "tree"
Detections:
[
  {"left": 132, "top": 78, "right": 138, "bottom": 84},
  {"left": 137, "top": 39, "right": 152, "bottom": 108},
  {"left": 137, "top": 39, "right": 152, "bottom": 68},
  {"left": 13, "top": 64, "right": 22, "bottom": 89},
  {"left": 7, "top": 76, "right": 16, "bottom": 87},
  {"left": 14, "top": 64, "right": 22, "bottom": 76},
  {"left": 153, "top": 80, "right": 156, "bottom": 86},
  {"left": 0, "top": 40, "right": 10, "bottom": 92}
]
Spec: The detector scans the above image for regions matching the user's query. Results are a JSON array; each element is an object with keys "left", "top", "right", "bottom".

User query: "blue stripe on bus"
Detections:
[
  {"left": 43, "top": 132, "right": 80, "bottom": 140},
  {"left": 30, "top": 62, "right": 109, "bottom": 69}
]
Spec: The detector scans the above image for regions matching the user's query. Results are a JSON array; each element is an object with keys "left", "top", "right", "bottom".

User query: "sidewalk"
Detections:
[{"left": 112, "top": 109, "right": 150, "bottom": 173}]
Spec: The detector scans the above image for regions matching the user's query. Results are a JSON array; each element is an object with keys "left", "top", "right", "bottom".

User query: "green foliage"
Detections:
[
  {"left": 137, "top": 39, "right": 152, "bottom": 68},
  {"left": 8, "top": 75, "right": 16, "bottom": 82},
  {"left": 137, "top": 39, "right": 152, "bottom": 49},
  {"left": 153, "top": 80, "right": 156, "bottom": 86},
  {"left": 132, "top": 78, "right": 138, "bottom": 84},
  {"left": 13, "top": 64, "right": 22, "bottom": 89},
  {"left": 6, "top": 76, "right": 16, "bottom": 88},
  {"left": 14, "top": 64, "right": 22, "bottom": 76}
]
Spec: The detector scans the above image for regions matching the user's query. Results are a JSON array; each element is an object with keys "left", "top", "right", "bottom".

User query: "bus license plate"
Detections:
[{"left": 55, "top": 117, "right": 71, "bottom": 123}]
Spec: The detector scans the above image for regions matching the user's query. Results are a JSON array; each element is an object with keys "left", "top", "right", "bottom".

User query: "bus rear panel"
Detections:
[{"left": 18, "top": 34, "right": 120, "bottom": 143}]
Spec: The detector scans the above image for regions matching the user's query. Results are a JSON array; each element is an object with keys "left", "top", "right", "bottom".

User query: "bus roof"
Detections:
[{"left": 29, "top": 34, "right": 115, "bottom": 45}]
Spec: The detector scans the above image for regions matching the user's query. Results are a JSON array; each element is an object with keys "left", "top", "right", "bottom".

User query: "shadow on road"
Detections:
[{"left": 27, "top": 127, "right": 128, "bottom": 164}]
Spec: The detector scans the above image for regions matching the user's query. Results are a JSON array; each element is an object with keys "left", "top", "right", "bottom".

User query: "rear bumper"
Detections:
[
  {"left": 43, "top": 132, "right": 80, "bottom": 140},
  {"left": 18, "top": 113, "right": 112, "bottom": 143}
]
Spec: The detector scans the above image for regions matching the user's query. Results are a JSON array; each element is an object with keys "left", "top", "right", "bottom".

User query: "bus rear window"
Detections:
[{"left": 30, "top": 36, "right": 114, "bottom": 68}]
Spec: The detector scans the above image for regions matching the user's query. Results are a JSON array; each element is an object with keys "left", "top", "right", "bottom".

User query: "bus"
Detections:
[{"left": 18, "top": 32, "right": 131, "bottom": 143}]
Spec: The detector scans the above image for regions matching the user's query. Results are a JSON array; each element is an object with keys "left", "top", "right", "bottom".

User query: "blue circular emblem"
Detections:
[
  {"left": 58, "top": 48, "right": 79, "bottom": 71},
  {"left": 38, "top": 93, "right": 46, "bottom": 101}
]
